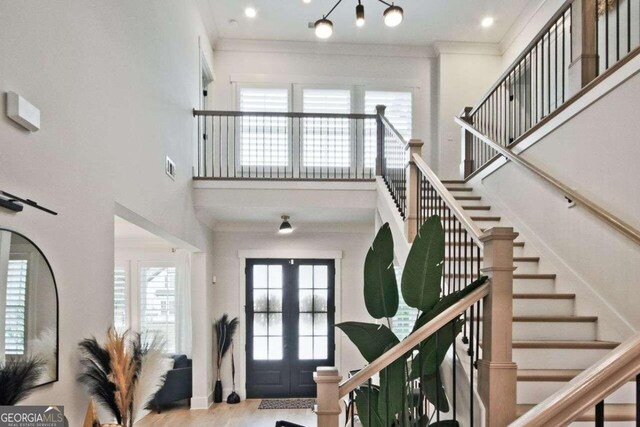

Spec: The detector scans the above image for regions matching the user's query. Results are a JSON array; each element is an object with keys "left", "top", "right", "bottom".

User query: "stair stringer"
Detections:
[{"left": 466, "top": 173, "right": 634, "bottom": 343}]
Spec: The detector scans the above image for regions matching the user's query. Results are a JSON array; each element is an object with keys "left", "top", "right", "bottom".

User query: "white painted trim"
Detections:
[
  {"left": 228, "top": 72, "right": 424, "bottom": 90},
  {"left": 433, "top": 41, "right": 502, "bottom": 56},
  {"left": 238, "top": 249, "right": 343, "bottom": 259},
  {"left": 190, "top": 393, "right": 212, "bottom": 410},
  {"left": 235, "top": 251, "right": 344, "bottom": 399},
  {"left": 193, "top": 179, "right": 376, "bottom": 191},
  {"left": 214, "top": 38, "right": 435, "bottom": 58}
]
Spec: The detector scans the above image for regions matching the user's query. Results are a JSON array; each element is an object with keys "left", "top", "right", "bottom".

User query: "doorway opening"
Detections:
[{"left": 245, "top": 259, "right": 335, "bottom": 398}]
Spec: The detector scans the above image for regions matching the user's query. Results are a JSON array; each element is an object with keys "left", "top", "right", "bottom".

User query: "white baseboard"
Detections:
[{"left": 190, "top": 393, "right": 212, "bottom": 410}]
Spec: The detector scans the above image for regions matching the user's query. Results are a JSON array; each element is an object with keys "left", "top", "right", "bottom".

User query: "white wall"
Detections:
[
  {"left": 500, "top": 0, "right": 568, "bottom": 71},
  {"left": 471, "top": 65, "right": 640, "bottom": 337},
  {"left": 434, "top": 45, "right": 503, "bottom": 178},
  {"left": 210, "top": 40, "right": 435, "bottom": 163},
  {"left": 209, "top": 229, "right": 374, "bottom": 398},
  {"left": 0, "top": 0, "right": 216, "bottom": 423}
]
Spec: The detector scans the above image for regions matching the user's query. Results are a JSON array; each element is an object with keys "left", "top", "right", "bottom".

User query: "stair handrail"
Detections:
[
  {"left": 455, "top": 117, "right": 640, "bottom": 246},
  {"left": 512, "top": 333, "right": 640, "bottom": 426},
  {"left": 338, "top": 282, "right": 490, "bottom": 398},
  {"left": 411, "top": 153, "right": 485, "bottom": 247}
]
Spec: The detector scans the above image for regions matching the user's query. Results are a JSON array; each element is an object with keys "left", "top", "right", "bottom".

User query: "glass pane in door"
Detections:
[
  {"left": 298, "top": 265, "right": 330, "bottom": 360},
  {"left": 252, "top": 264, "right": 283, "bottom": 360}
]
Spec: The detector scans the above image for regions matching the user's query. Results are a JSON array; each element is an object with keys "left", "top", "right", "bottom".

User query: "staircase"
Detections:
[{"left": 441, "top": 180, "right": 636, "bottom": 426}]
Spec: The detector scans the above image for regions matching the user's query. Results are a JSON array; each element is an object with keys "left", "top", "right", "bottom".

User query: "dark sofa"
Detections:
[{"left": 150, "top": 354, "right": 193, "bottom": 413}]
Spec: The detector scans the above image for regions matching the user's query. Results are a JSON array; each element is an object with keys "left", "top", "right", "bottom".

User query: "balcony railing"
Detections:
[
  {"left": 460, "top": 0, "right": 640, "bottom": 178},
  {"left": 193, "top": 110, "right": 378, "bottom": 180}
]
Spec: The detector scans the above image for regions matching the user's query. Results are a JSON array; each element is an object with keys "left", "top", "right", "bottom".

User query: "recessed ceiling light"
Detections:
[
  {"left": 481, "top": 17, "right": 495, "bottom": 28},
  {"left": 303, "top": 0, "right": 312, "bottom": 3},
  {"left": 245, "top": 7, "right": 257, "bottom": 18}
]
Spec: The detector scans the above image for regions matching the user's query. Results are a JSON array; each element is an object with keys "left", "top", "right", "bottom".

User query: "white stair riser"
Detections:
[
  {"left": 513, "top": 278, "right": 556, "bottom": 293},
  {"left": 467, "top": 320, "right": 595, "bottom": 341},
  {"left": 513, "top": 321, "right": 596, "bottom": 341},
  {"left": 513, "top": 298, "right": 574, "bottom": 316},
  {"left": 513, "top": 348, "right": 613, "bottom": 369},
  {"left": 518, "top": 381, "right": 636, "bottom": 404}
]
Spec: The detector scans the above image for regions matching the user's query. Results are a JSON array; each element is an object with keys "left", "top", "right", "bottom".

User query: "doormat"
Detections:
[{"left": 258, "top": 398, "right": 316, "bottom": 410}]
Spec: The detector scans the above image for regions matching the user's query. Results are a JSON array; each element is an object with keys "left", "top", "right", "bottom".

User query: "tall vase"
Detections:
[{"left": 214, "top": 379, "right": 223, "bottom": 403}]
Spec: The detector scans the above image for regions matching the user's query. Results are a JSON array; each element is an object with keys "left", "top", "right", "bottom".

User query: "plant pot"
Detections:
[{"left": 214, "top": 380, "right": 223, "bottom": 403}]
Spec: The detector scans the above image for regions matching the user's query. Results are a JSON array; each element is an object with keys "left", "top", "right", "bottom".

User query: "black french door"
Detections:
[{"left": 246, "top": 259, "right": 335, "bottom": 398}]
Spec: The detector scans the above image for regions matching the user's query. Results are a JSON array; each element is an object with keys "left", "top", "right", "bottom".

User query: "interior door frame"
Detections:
[{"left": 236, "top": 249, "right": 343, "bottom": 400}]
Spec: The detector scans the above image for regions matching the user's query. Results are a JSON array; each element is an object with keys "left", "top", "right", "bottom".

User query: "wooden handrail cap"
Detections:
[
  {"left": 480, "top": 227, "right": 518, "bottom": 242},
  {"left": 408, "top": 139, "right": 424, "bottom": 148}
]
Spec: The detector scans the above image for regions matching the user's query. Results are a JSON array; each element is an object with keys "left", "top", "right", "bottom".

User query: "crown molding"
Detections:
[
  {"left": 433, "top": 41, "right": 502, "bottom": 56},
  {"left": 214, "top": 38, "right": 436, "bottom": 59}
]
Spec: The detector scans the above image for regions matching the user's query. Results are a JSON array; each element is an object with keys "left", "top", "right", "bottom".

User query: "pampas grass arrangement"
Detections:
[
  {"left": 78, "top": 328, "right": 171, "bottom": 427},
  {"left": 0, "top": 357, "right": 44, "bottom": 405},
  {"left": 28, "top": 327, "right": 57, "bottom": 382}
]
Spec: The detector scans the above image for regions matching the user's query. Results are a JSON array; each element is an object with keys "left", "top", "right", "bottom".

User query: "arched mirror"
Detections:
[{"left": 0, "top": 229, "right": 58, "bottom": 387}]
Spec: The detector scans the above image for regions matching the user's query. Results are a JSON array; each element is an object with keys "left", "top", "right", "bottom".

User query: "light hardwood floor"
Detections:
[{"left": 137, "top": 400, "right": 316, "bottom": 427}]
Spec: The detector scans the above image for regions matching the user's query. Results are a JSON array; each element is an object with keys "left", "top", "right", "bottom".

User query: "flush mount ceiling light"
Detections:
[
  {"left": 313, "top": 0, "right": 404, "bottom": 39},
  {"left": 279, "top": 215, "right": 293, "bottom": 234},
  {"left": 303, "top": 0, "right": 312, "bottom": 3},
  {"left": 244, "top": 7, "right": 257, "bottom": 18},
  {"left": 481, "top": 16, "right": 495, "bottom": 28}
]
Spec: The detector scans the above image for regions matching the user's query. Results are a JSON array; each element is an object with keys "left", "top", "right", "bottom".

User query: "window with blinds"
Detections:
[
  {"left": 5, "top": 259, "right": 28, "bottom": 355},
  {"left": 391, "top": 265, "right": 417, "bottom": 340},
  {"left": 113, "top": 267, "right": 128, "bottom": 332},
  {"left": 239, "top": 87, "right": 289, "bottom": 167},
  {"left": 302, "top": 89, "right": 351, "bottom": 168},
  {"left": 140, "top": 266, "right": 177, "bottom": 353},
  {"left": 364, "top": 91, "right": 413, "bottom": 168}
]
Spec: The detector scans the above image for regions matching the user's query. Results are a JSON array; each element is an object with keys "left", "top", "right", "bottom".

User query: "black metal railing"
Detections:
[
  {"left": 416, "top": 166, "right": 484, "bottom": 426},
  {"left": 597, "top": 0, "right": 640, "bottom": 74},
  {"left": 380, "top": 116, "right": 409, "bottom": 218},
  {"left": 193, "top": 110, "right": 377, "bottom": 180},
  {"left": 462, "top": 0, "right": 640, "bottom": 178},
  {"left": 463, "top": 3, "right": 573, "bottom": 177}
]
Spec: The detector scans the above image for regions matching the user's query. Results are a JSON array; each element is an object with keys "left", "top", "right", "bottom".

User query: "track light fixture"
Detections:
[{"left": 313, "top": 0, "right": 404, "bottom": 39}]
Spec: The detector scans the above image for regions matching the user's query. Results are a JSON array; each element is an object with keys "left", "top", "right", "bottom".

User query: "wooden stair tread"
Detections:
[
  {"left": 517, "top": 369, "right": 582, "bottom": 382},
  {"left": 513, "top": 293, "right": 575, "bottom": 300},
  {"left": 512, "top": 340, "right": 619, "bottom": 349},
  {"left": 445, "top": 256, "right": 539, "bottom": 262},
  {"left": 444, "top": 241, "right": 525, "bottom": 247},
  {"left": 471, "top": 216, "right": 501, "bottom": 221},
  {"left": 462, "top": 205, "right": 491, "bottom": 211},
  {"left": 517, "top": 403, "right": 636, "bottom": 421},
  {"left": 428, "top": 195, "right": 482, "bottom": 201},
  {"left": 445, "top": 273, "right": 554, "bottom": 279},
  {"left": 441, "top": 180, "right": 466, "bottom": 184},
  {"left": 446, "top": 187, "right": 473, "bottom": 192}
]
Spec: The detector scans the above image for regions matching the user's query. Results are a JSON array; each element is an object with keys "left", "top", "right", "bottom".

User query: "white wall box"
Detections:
[{"left": 6, "top": 92, "right": 40, "bottom": 132}]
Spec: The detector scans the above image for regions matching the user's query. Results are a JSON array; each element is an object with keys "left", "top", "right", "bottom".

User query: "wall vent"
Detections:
[{"left": 165, "top": 156, "right": 176, "bottom": 180}]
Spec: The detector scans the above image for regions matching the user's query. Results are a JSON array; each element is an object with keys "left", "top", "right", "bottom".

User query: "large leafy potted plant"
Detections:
[{"left": 337, "top": 216, "right": 487, "bottom": 427}]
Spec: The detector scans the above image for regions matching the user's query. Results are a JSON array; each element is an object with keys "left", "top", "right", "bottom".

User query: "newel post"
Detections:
[
  {"left": 405, "top": 139, "right": 424, "bottom": 242},
  {"left": 477, "top": 227, "right": 518, "bottom": 427},
  {"left": 460, "top": 107, "right": 475, "bottom": 178},
  {"left": 568, "top": 0, "right": 598, "bottom": 96},
  {"left": 375, "top": 105, "right": 387, "bottom": 176},
  {"left": 314, "top": 367, "right": 342, "bottom": 427}
]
